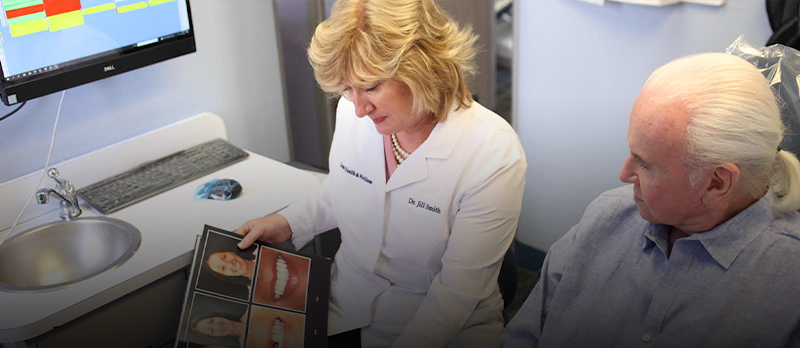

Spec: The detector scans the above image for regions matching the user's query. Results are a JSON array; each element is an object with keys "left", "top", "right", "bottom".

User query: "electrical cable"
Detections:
[
  {"left": 0, "top": 100, "right": 26, "bottom": 122},
  {"left": 0, "top": 91, "right": 66, "bottom": 246}
]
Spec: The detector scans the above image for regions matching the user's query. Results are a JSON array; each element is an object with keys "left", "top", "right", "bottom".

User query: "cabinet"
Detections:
[{"left": 24, "top": 269, "right": 188, "bottom": 348}]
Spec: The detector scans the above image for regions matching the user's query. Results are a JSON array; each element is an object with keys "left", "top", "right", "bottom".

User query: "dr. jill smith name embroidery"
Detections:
[
  {"left": 340, "top": 163, "right": 373, "bottom": 184},
  {"left": 408, "top": 197, "right": 441, "bottom": 214}
]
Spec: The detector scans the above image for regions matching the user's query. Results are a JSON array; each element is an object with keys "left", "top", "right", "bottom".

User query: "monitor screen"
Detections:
[{"left": 0, "top": 0, "right": 195, "bottom": 106}]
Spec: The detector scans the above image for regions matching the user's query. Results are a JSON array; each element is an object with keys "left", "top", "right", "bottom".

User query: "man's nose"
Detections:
[
  {"left": 351, "top": 89, "right": 375, "bottom": 118},
  {"left": 618, "top": 155, "right": 635, "bottom": 183}
]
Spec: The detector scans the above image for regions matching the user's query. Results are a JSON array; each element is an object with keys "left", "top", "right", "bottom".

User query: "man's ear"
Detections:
[{"left": 703, "top": 163, "right": 740, "bottom": 206}]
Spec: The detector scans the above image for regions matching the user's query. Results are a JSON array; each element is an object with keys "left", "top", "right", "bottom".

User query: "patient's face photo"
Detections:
[
  {"left": 252, "top": 247, "right": 311, "bottom": 312},
  {"left": 196, "top": 232, "right": 257, "bottom": 300},
  {"left": 246, "top": 305, "right": 305, "bottom": 348},
  {"left": 208, "top": 251, "right": 253, "bottom": 278},
  {"left": 183, "top": 293, "right": 249, "bottom": 348},
  {"left": 194, "top": 316, "right": 239, "bottom": 337}
]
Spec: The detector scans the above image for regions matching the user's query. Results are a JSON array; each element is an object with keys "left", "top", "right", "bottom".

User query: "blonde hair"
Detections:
[
  {"left": 307, "top": 0, "right": 477, "bottom": 122},
  {"left": 644, "top": 53, "right": 800, "bottom": 212}
]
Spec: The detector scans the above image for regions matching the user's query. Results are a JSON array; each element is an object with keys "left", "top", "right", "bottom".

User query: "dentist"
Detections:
[{"left": 235, "top": 0, "right": 526, "bottom": 347}]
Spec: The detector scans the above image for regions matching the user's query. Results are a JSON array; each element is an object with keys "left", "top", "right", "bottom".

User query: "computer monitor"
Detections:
[{"left": 0, "top": 0, "right": 195, "bottom": 106}]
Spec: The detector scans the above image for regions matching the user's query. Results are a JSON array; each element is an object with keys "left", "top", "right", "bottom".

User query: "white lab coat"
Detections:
[{"left": 281, "top": 98, "right": 526, "bottom": 348}]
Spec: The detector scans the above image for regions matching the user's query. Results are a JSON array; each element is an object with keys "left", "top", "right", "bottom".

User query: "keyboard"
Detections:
[{"left": 78, "top": 138, "right": 249, "bottom": 214}]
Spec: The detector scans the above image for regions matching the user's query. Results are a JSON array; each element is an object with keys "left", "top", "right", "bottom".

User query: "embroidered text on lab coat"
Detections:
[
  {"left": 408, "top": 197, "right": 441, "bottom": 214},
  {"left": 340, "top": 162, "right": 373, "bottom": 184}
]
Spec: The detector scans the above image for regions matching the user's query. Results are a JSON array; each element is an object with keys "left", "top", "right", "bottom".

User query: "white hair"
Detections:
[{"left": 643, "top": 52, "right": 800, "bottom": 212}]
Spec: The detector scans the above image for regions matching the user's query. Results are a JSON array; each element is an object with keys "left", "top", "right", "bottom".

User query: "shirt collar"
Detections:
[
  {"left": 383, "top": 103, "right": 467, "bottom": 191},
  {"left": 642, "top": 192, "right": 776, "bottom": 269},
  {"left": 419, "top": 103, "right": 467, "bottom": 159},
  {"left": 643, "top": 223, "right": 670, "bottom": 256}
]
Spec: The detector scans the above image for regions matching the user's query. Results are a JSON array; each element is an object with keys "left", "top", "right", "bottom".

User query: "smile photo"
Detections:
[{"left": 252, "top": 247, "right": 311, "bottom": 312}]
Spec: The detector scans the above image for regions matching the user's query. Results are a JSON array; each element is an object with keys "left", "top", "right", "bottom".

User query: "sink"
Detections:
[{"left": 0, "top": 217, "right": 141, "bottom": 292}]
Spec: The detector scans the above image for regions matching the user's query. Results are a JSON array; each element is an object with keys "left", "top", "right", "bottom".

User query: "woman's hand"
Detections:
[{"left": 234, "top": 214, "right": 293, "bottom": 249}]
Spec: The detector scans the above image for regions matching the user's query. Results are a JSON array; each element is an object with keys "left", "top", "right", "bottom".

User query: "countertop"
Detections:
[{"left": 0, "top": 113, "right": 322, "bottom": 344}]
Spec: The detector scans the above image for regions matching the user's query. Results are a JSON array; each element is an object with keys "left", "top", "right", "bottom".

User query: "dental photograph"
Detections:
[
  {"left": 176, "top": 225, "right": 330, "bottom": 348},
  {"left": 180, "top": 292, "right": 249, "bottom": 348},
  {"left": 252, "top": 247, "right": 311, "bottom": 312},
  {"left": 246, "top": 305, "right": 305, "bottom": 348},
  {"left": 196, "top": 232, "right": 259, "bottom": 301}
]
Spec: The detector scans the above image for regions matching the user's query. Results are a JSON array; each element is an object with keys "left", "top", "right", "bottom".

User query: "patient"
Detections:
[
  {"left": 205, "top": 251, "right": 256, "bottom": 280},
  {"left": 190, "top": 312, "right": 246, "bottom": 348},
  {"left": 501, "top": 53, "right": 800, "bottom": 347},
  {"left": 197, "top": 234, "right": 257, "bottom": 300},
  {"left": 185, "top": 294, "right": 249, "bottom": 348}
]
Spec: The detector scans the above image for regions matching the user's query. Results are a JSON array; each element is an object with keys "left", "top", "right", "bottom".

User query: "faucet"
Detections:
[{"left": 36, "top": 168, "right": 82, "bottom": 221}]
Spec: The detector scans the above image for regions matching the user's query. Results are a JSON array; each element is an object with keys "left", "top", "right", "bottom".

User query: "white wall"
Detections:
[
  {"left": 0, "top": 1, "right": 289, "bottom": 183},
  {"left": 514, "top": 0, "right": 773, "bottom": 251}
]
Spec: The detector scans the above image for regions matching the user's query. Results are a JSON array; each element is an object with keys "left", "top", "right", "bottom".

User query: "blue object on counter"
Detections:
[{"left": 195, "top": 178, "right": 242, "bottom": 200}]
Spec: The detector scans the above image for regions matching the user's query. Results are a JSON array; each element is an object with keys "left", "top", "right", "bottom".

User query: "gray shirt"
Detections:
[{"left": 501, "top": 185, "right": 800, "bottom": 348}]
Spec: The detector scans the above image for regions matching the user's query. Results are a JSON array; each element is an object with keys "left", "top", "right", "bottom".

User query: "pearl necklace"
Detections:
[{"left": 391, "top": 133, "right": 410, "bottom": 164}]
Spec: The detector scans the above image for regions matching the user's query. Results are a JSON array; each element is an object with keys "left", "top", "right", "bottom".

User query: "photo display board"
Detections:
[{"left": 175, "top": 225, "right": 331, "bottom": 348}]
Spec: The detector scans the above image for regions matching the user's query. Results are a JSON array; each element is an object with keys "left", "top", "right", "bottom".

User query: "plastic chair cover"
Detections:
[{"left": 727, "top": 35, "right": 800, "bottom": 157}]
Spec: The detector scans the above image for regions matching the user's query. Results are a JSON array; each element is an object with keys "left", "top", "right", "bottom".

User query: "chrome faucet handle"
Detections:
[
  {"left": 39, "top": 167, "right": 82, "bottom": 220},
  {"left": 47, "top": 167, "right": 68, "bottom": 189}
]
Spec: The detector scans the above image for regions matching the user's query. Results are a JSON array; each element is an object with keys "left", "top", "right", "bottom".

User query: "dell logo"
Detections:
[{"left": 103, "top": 65, "right": 115, "bottom": 72}]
